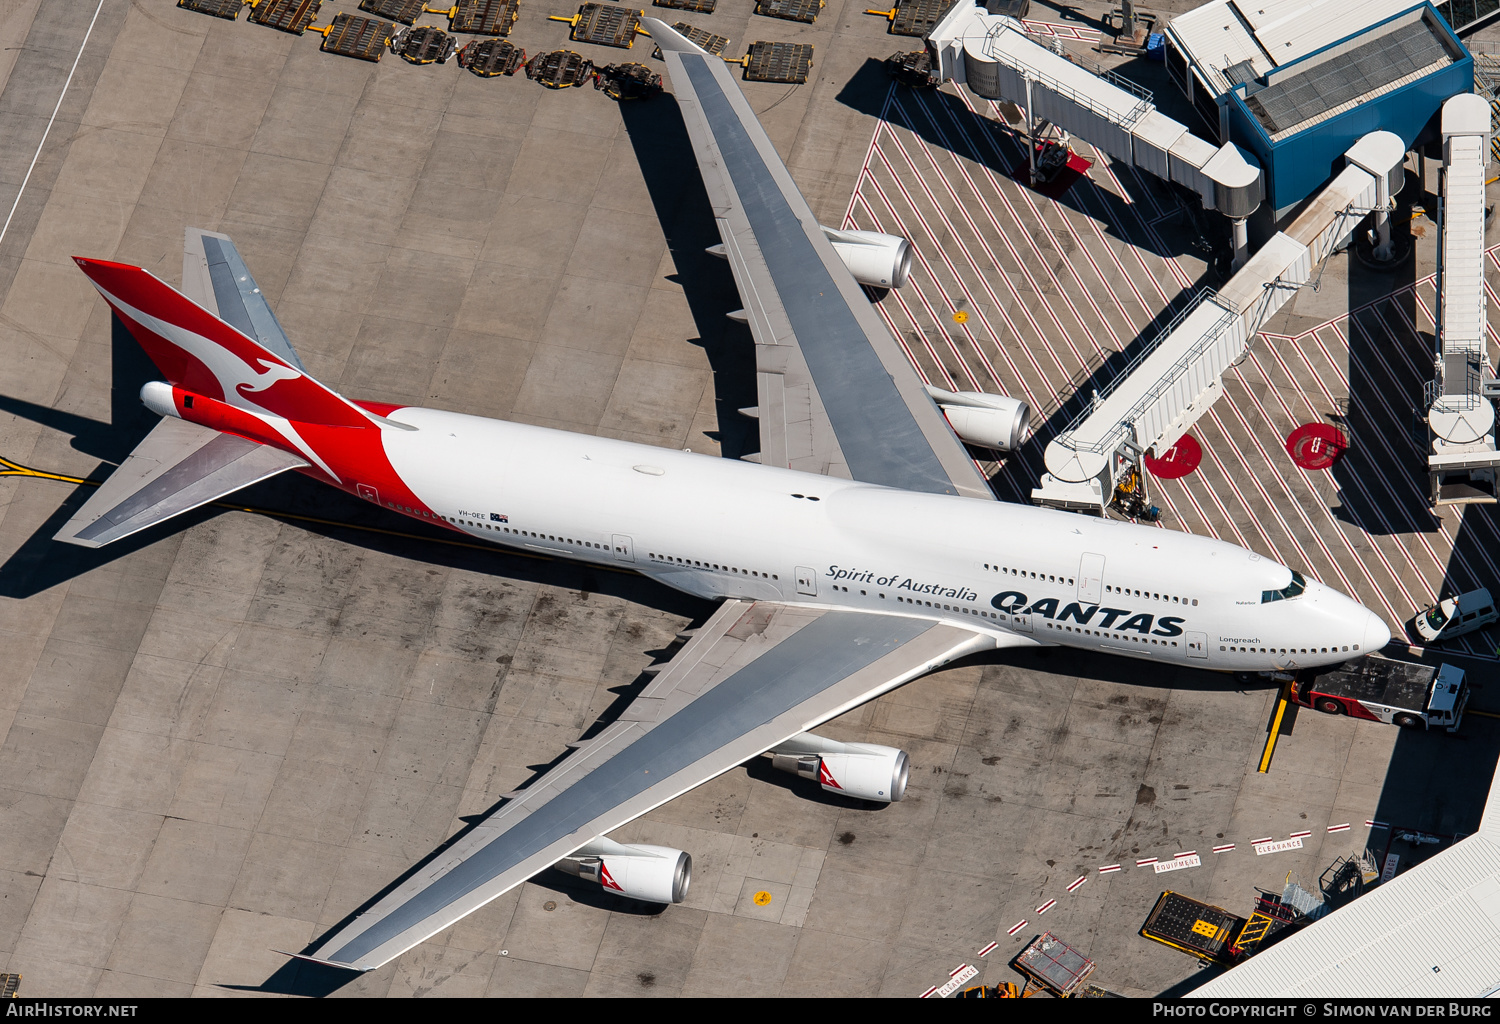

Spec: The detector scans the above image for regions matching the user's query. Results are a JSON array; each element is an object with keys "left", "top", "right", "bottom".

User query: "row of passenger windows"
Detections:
[
  {"left": 985, "top": 563, "right": 1074, "bottom": 586},
  {"left": 1106, "top": 585, "right": 1198, "bottom": 607},
  {"left": 982, "top": 560, "right": 1200, "bottom": 608},
  {"left": 448, "top": 515, "right": 619, "bottom": 550},
  {"left": 1045, "top": 621, "right": 1180, "bottom": 647},
  {"left": 648, "top": 552, "right": 777, "bottom": 580},
  {"left": 896, "top": 596, "right": 995, "bottom": 617},
  {"left": 1222, "top": 644, "right": 1359, "bottom": 654}
]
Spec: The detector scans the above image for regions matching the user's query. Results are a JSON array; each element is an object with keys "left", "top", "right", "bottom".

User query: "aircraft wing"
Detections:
[
  {"left": 645, "top": 19, "right": 993, "bottom": 501},
  {"left": 296, "top": 600, "right": 1000, "bottom": 971}
]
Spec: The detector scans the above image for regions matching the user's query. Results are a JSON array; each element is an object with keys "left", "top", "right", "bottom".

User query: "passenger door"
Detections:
[
  {"left": 795, "top": 566, "right": 817, "bottom": 596},
  {"left": 612, "top": 535, "right": 634, "bottom": 563},
  {"left": 1077, "top": 553, "right": 1105, "bottom": 604}
]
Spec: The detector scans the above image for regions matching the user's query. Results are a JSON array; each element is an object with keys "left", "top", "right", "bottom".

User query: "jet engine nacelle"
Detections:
[
  {"left": 768, "top": 732, "right": 910, "bottom": 802},
  {"left": 555, "top": 838, "right": 692, "bottom": 904},
  {"left": 925, "top": 386, "right": 1030, "bottom": 452},
  {"left": 706, "top": 228, "right": 914, "bottom": 290},
  {"left": 820, "top": 226, "right": 914, "bottom": 290}
]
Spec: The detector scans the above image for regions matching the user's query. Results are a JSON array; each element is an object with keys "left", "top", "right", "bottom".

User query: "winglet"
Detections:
[{"left": 640, "top": 17, "right": 709, "bottom": 55}]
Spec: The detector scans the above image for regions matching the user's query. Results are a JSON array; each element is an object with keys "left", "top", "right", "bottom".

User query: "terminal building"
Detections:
[{"left": 1167, "top": 2, "right": 1472, "bottom": 217}]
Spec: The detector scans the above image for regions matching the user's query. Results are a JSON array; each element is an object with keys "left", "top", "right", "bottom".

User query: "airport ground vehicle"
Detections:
[
  {"left": 1410, "top": 588, "right": 1497, "bottom": 644},
  {"left": 1292, "top": 655, "right": 1468, "bottom": 731}
]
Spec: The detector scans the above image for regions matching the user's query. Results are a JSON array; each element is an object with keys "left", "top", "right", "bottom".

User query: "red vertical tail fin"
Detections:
[{"left": 73, "top": 257, "right": 371, "bottom": 429}]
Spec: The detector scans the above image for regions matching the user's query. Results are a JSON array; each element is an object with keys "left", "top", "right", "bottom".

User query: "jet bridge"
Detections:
[
  {"left": 1032, "top": 132, "right": 1407, "bottom": 515},
  {"left": 926, "top": 3, "right": 1263, "bottom": 260},
  {"left": 1426, "top": 93, "right": 1500, "bottom": 508}
]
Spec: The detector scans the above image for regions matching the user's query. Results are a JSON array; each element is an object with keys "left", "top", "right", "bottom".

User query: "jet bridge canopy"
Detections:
[
  {"left": 1426, "top": 92, "right": 1500, "bottom": 506},
  {"left": 1032, "top": 132, "right": 1406, "bottom": 516},
  {"left": 925, "top": 4, "right": 1263, "bottom": 217}
]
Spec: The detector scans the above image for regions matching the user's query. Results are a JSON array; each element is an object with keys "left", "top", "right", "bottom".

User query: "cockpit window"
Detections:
[{"left": 1261, "top": 570, "right": 1307, "bottom": 604}]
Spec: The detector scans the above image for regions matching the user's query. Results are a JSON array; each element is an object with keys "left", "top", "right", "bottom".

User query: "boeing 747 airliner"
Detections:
[{"left": 52, "top": 20, "right": 1388, "bottom": 973}]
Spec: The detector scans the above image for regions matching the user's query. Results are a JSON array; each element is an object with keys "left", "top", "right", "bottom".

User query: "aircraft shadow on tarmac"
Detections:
[{"left": 619, "top": 93, "right": 757, "bottom": 463}]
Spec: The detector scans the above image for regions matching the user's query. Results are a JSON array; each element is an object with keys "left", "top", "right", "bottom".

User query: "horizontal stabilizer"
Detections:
[{"left": 54, "top": 417, "right": 306, "bottom": 549}]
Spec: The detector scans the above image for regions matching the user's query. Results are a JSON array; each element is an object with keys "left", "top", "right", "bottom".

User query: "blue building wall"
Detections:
[{"left": 1224, "top": 4, "right": 1472, "bottom": 219}]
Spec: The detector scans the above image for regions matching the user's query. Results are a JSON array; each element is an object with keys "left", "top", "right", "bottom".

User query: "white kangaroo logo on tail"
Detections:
[{"left": 102, "top": 288, "right": 345, "bottom": 482}]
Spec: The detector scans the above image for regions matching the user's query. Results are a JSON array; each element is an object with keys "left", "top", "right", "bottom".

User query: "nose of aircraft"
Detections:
[{"left": 1364, "top": 612, "right": 1392, "bottom": 652}]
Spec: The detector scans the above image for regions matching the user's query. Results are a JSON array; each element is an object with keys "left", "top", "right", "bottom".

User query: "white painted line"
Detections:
[
  {"left": 1036, "top": 899, "right": 1057, "bottom": 914},
  {"left": 1007, "top": 920, "right": 1027, "bottom": 936},
  {"left": 0, "top": 0, "right": 108, "bottom": 255},
  {"left": 1254, "top": 837, "right": 1305, "bottom": 856},
  {"left": 1098, "top": 864, "right": 1121, "bottom": 873},
  {"left": 1066, "top": 875, "right": 1087, "bottom": 892},
  {"left": 933, "top": 964, "right": 979, "bottom": 999},
  {"left": 1174, "top": 851, "right": 1196, "bottom": 859},
  {"left": 1251, "top": 837, "right": 1273, "bottom": 845},
  {"left": 949, "top": 963, "right": 970, "bottom": 978},
  {"left": 1327, "top": 823, "right": 1351, "bottom": 833},
  {"left": 977, "top": 941, "right": 998, "bottom": 958},
  {"left": 1153, "top": 853, "right": 1202, "bottom": 874},
  {"left": 921, "top": 986, "right": 939, "bottom": 999},
  {"left": 1136, "top": 857, "right": 1158, "bottom": 867},
  {"left": 1212, "top": 844, "right": 1235, "bottom": 854},
  {"left": 1289, "top": 830, "right": 1313, "bottom": 839},
  {"left": 1380, "top": 853, "right": 1400, "bottom": 883}
]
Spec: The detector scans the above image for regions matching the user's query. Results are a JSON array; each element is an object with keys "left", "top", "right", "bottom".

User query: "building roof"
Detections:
[
  {"left": 1237, "top": 6, "right": 1462, "bottom": 141},
  {"left": 1167, "top": 0, "right": 1440, "bottom": 96}
]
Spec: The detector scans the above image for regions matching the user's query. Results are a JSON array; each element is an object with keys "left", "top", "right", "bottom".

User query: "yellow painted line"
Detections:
[
  {"left": 1258, "top": 682, "right": 1291, "bottom": 774},
  {"left": 0, "top": 456, "right": 90, "bottom": 484},
  {"left": 1468, "top": 709, "right": 1500, "bottom": 720},
  {"left": 1, "top": 454, "right": 645, "bottom": 575}
]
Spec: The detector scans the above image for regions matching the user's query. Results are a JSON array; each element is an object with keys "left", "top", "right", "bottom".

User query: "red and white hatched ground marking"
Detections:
[
  {"left": 1328, "top": 823, "right": 1351, "bottom": 834},
  {"left": 1262, "top": 325, "right": 1450, "bottom": 605},
  {"left": 978, "top": 941, "right": 999, "bottom": 958},
  {"left": 1036, "top": 899, "right": 1058, "bottom": 914},
  {"left": 849, "top": 88, "right": 1500, "bottom": 650},
  {"left": 1098, "top": 864, "right": 1121, "bottom": 873},
  {"left": 1136, "top": 857, "right": 1158, "bottom": 867},
  {"left": 1066, "top": 875, "right": 1087, "bottom": 892},
  {"left": 1368, "top": 820, "right": 1389, "bottom": 829},
  {"left": 1008, "top": 920, "right": 1027, "bottom": 936},
  {"left": 1213, "top": 844, "right": 1235, "bottom": 853},
  {"left": 1289, "top": 830, "right": 1313, "bottom": 840}
]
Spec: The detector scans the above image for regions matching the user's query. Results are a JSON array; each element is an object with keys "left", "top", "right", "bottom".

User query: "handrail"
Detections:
[
  {"left": 982, "top": 22, "right": 1153, "bottom": 128},
  {"left": 1052, "top": 290, "right": 1239, "bottom": 455}
]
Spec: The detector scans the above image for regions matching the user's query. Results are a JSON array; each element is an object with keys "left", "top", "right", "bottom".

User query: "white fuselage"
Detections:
[{"left": 378, "top": 407, "right": 1390, "bottom": 672}]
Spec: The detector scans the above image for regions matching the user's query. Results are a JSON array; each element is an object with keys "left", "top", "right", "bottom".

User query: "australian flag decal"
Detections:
[{"left": 490, "top": 513, "right": 508, "bottom": 523}]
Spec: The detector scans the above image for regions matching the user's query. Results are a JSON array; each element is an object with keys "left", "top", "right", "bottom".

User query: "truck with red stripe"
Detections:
[{"left": 1292, "top": 655, "right": 1468, "bottom": 731}]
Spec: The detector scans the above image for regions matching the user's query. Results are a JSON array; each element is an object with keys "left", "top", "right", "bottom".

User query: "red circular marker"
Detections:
[
  {"left": 1286, "top": 423, "right": 1348, "bottom": 470},
  {"left": 1145, "top": 434, "right": 1202, "bottom": 479}
]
